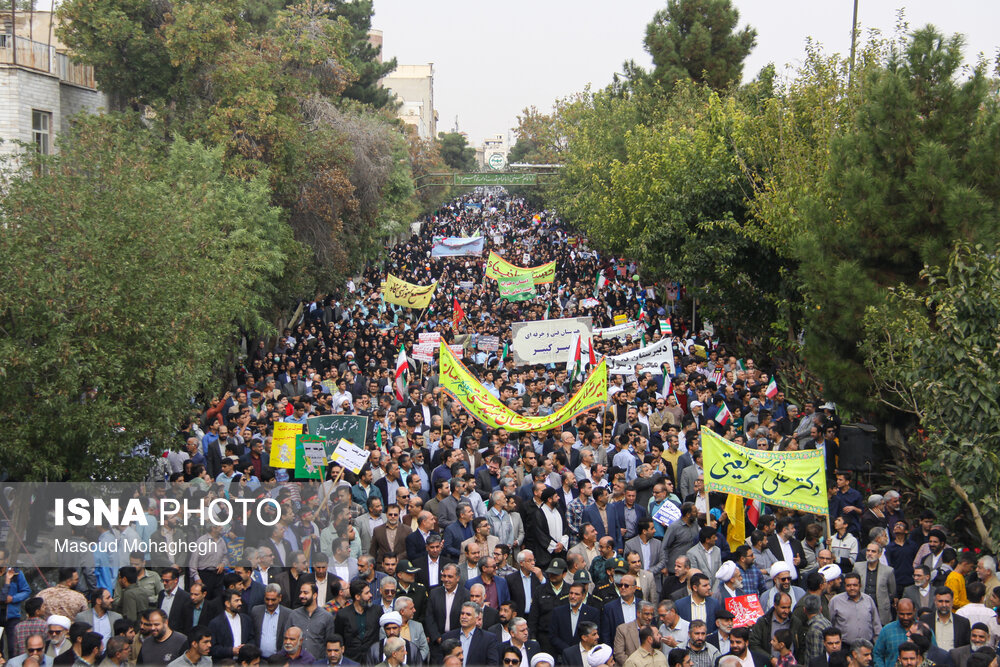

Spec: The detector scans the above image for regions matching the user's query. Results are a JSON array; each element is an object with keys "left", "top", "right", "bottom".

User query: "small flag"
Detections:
[
  {"left": 712, "top": 370, "right": 724, "bottom": 386},
  {"left": 544, "top": 303, "right": 551, "bottom": 320},
  {"left": 567, "top": 334, "right": 582, "bottom": 380},
  {"left": 500, "top": 342, "right": 509, "bottom": 364},
  {"left": 640, "top": 328, "right": 647, "bottom": 348},
  {"left": 663, "top": 372, "right": 673, "bottom": 397},
  {"left": 737, "top": 359, "right": 747, "bottom": 372},
  {"left": 660, "top": 319, "right": 672, "bottom": 336},
  {"left": 375, "top": 426, "right": 384, "bottom": 451},
  {"left": 746, "top": 498, "right": 762, "bottom": 527},
  {"left": 393, "top": 345, "right": 409, "bottom": 402},
  {"left": 587, "top": 337, "right": 597, "bottom": 366},
  {"left": 453, "top": 297, "right": 465, "bottom": 328},
  {"left": 594, "top": 270, "right": 608, "bottom": 297},
  {"left": 715, "top": 402, "right": 732, "bottom": 426},
  {"left": 765, "top": 376, "right": 778, "bottom": 398},
  {"left": 725, "top": 493, "right": 746, "bottom": 552}
]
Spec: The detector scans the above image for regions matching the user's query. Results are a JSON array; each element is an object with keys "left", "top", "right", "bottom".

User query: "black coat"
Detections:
[
  {"left": 156, "top": 587, "right": 191, "bottom": 634},
  {"left": 425, "top": 585, "right": 471, "bottom": 645},
  {"left": 505, "top": 570, "right": 543, "bottom": 618},
  {"left": 439, "top": 628, "right": 499, "bottom": 666},
  {"left": 207, "top": 612, "right": 255, "bottom": 660},
  {"left": 549, "top": 603, "right": 600, "bottom": 655},
  {"left": 919, "top": 612, "right": 971, "bottom": 650}
]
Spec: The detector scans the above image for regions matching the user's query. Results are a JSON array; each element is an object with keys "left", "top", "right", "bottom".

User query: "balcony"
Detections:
[{"left": 0, "top": 34, "right": 97, "bottom": 89}]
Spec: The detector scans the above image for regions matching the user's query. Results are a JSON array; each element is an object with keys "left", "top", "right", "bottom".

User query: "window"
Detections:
[{"left": 32, "top": 109, "right": 51, "bottom": 154}]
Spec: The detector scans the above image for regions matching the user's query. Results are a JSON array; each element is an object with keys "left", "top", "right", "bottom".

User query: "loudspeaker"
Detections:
[{"left": 837, "top": 423, "right": 876, "bottom": 471}]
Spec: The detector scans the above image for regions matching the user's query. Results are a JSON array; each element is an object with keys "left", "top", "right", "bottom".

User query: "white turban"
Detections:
[
  {"left": 379, "top": 612, "right": 403, "bottom": 628},
  {"left": 47, "top": 615, "right": 71, "bottom": 630},
  {"left": 531, "top": 653, "right": 555, "bottom": 667},
  {"left": 716, "top": 561, "right": 738, "bottom": 583},
  {"left": 769, "top": 561, "right": 791, "bottom": 579},
  {"left": 819, "top": 564, "right": 842, "bottom": 582},
  {"left": 587, "top": 645, "right": 614, "bottom": 667}
]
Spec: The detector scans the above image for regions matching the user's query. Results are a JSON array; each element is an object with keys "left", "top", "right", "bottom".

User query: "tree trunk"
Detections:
[{"left": 945, "top": 466, "right": 995, "bottom": 551}]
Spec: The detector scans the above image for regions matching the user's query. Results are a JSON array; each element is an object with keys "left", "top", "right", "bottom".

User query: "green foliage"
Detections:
[
  {"left": 795, "top": 26, "right": 1000, "bottom": 408},
  {"left": 436, "top": 131, "right": 476, "bottom": 172},
  {"left": 862, "top": 244, "right": 1000, "bottom": 549},
  {"left": 644, "top": 0, "right": 757, "bottom": 92},
  {"left": 0, "top": 116, "right": 297, "bottom": 480}
]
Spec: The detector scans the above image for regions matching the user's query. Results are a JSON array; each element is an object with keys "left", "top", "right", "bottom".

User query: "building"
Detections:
[
  {"left": 0, "top": 12, "right": 106, "bottom": 157},
  {"left": 476, "top": 133, "right": 509, "bottom": 170},
  {"left": 381, "top": 63, "right": 437, "bottom": 140}
]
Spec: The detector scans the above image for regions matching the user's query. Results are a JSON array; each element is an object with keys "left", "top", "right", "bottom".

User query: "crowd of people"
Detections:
[{"left": 2, "top": 192, "right": 999, "bottom": 667}]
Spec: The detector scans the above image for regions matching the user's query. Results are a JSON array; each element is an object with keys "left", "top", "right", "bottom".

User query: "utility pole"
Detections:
[{"left": 849, "top": 0, "right": 859, "bottom": 85}]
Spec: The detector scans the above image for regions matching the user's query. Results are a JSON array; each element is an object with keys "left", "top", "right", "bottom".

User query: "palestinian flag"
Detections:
[
  {"left": 594, "top": 270, "right": 608, "bottom": 297},
  {"left": 715, "top": 402, "right": 732, "bottom": 426},
  {"left": 660, "top": 319, "right": 672, "bottom": 336},
  {"left": 765, "top": 376, "right": 778, "bottom": 398},
  {"left": 452, "top": 297, "right": 465, "bottom": 328},
  {"left": 567, "top": 334, "right": 582, "bottom": 380},
  {"left": 393, "top": 345, "right": 409, "bottom": 402},
  {"left": 587, "top": 337, "right": 598, "bottom": 366}
]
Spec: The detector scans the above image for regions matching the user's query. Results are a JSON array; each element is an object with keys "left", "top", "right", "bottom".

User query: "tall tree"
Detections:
[
  {"left": 325, "top": 0, "right": 398, "bottom": 109},
  {"left": 644, "top": 0, "right": 757, "bottom": 92},
  {"left": 862, "top": 244, "right": 1000, "bottom": 550},
  {"left": 436, "top": 131, "right": 476, "bottom": 172},
  {"left": 0, "top": 115, "right": 298, "bottom": 480},
  {"left": 795, "top": 26, "right": 1000, "bottom": 407}
]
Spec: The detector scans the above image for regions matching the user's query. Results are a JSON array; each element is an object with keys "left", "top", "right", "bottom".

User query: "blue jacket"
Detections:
[
  {"left": 466, "top": 575, "right": 510, "bottom": 606},
  {"left": 1, "top": 570, "right": 30, "bottom": 620},
  {"left": 675, "top": 594, "right": 721, "bottom": 633},
  {"left": 607, "top": 501, "right": 647, "bottom": 551},
  {"left": 582, "top": 503, "right": 621, "bottom": 544}
]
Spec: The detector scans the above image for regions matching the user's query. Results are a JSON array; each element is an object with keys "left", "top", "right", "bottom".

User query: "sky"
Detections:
[{"left": 372, "top": 0, "right": 1000, "bottom": 147}]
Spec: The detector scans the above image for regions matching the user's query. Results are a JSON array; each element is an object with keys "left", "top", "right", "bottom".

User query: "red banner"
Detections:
[{"left": 726, "top": 594, "right": 765, "bottom": 628}]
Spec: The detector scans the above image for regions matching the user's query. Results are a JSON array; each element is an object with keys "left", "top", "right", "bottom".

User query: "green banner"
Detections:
[
  {"left": 454, "top": 173, "right": 538, "bottom": 186},
  {"left": 498, "top": 274, "right": 536, "bottom": 302},
  {"left": 307, "top": 415, "right": 369, "bottom": 455},
  {"left": 701, "top": 428, "right": 828, "bottom": 515},
  {"left": 295, "top": 434, "right": 327, "bottom": 480}
]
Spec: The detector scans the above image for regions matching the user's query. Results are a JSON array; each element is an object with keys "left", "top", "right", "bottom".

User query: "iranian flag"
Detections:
[
  {"left": 765, "top": 376, "right": 778, "bottom": 398},
  {"left": 746, "top": 498, "right": 762, "bottom": 527},
  {"left": 594, "top": 270, "right": 608, "bottom": 297},
  {"left": 500, "top": 342, "right": 509, "bottom": 364},
  {"left": 393, "top": 345, "right": 409, "bottom": 402},
  {"left": 660, "top": 319, "right": 672, "bottom": 335},
  {"left": 715, "top": 402, "right": 732, "bottom": 425},
  {"left": 663, "top": 372, "right": 673, "bottom": 397},
  {"left": 567, "top": 334, "right": 582, "bottom": 380},
  {"left": 737, "top": 359, "right": 747, "bottom": 372},
  {"left": 452, "top": 297, "right": 465, "bottom": 328},
  {"left": 544, "top": 303, "right": 551, "bottom": 320}
]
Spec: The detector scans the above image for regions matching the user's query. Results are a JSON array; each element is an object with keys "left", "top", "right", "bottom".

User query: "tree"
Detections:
[
  {"left": 794, "top": 26, "right": 1000, "bottom": 408},
  {"left": 0, "top": 115, "right": 298, "bottom": 480},
  {"left": 862, "top": 244, "right": 1000, "bottom": 550},
  {"left": 644, "top": 0, "right": 757, "bottom": 92},
  {"left": 325, "top": 0, "right": 398, "bottom": 109},
  {"left": 436, "top": 131, "right": 476, "bottom": 172}
]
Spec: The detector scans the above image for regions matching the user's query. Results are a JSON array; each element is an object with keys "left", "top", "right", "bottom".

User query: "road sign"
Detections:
[{"left": 488, "top": 153, "right": 506, "bottom": 170}]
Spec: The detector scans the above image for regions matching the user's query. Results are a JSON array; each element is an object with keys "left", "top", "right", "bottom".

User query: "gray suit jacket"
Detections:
[
  {"left": 75, "top": 609, "right": 122, "bottom": 631},
  {"left": 852, "top": 561, "right": 897, "bottom": 625},
  {"left": 353, "top": 512, "right": 386, "bottom": 555},
  {"left": 624, "top": 536, "right": 663, "bottom": 573},
  {"left": 686, "top": 544, "right": 722, "bottom": 588},
  {"left": 381, "top": 620, "right": 429, "bottom": 661},
  {"left": 250, "top": 605, "right": 293, "bottom": 655},
  {"left": 679, "top": 465, "right": 702, "bottom": 500},
  {"left": 902, "top": 584, "right": 934, "bottom": 613},
  {"left": 329, "top": 556, "right": 359, "bottom": 583}
]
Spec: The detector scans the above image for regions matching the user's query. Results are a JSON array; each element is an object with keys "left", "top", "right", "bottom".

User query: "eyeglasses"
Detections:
[
  {"left": 777, "top": 577, "right": 791, "bottom": 582},
  {"left": 26, "top": 647, "right": 44, "bottom": 653},
  {"left": 48, "top": 630, "right": 65, "bottom": 635},
  {"left": 504, "top": 660, "right": 522, "bottom": 665},
  {"left": 617, "top": 583, "right": 632, "bottom": 588}
]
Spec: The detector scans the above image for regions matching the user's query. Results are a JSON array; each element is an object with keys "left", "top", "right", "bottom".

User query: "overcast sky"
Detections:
[{"left": 372, "top": 0, "right": 1000, "bottom": 147}]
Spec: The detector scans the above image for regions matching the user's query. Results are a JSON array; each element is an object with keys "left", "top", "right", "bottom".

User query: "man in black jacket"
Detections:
[{"left": 332, "top": 580, "right": 380, "bottom": 665}]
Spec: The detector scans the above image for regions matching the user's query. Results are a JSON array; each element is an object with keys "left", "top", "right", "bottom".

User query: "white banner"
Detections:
[
  {"left": 594, "top": 321, "right": 639, "bottom": 340},
  {"left": 511, "top": 317, "right": 593, "bottom": 365},
  {"left": 478, "top": 335, "right": 499, "bottom": 352},
  {"left": 418, "top": 332, "right": 441, "bottom": 346},
  {"left": 412, "top": 343, "right": 436, "bottom": 362},
  {"left": 606, "top": 337, "right": 676, "bottom": 376},
  {"left": 431, "top": 236, "right": 485, "bottom": 258}
]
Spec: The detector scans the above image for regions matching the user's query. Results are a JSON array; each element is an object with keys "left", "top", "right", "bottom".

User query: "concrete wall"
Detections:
[
  {"left": 382, "top": 64, "right": 436, "bottom": 140},
  {"left": 0, "top": 65, "right": 106, "bottom": 157}
]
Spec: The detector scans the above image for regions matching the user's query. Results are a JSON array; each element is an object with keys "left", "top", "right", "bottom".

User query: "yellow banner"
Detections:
[
  {"left": 382, "top": 274, "right": 438, "bottom": 309},
  {"left": 485, "top": 251, "right": 556, "bottom": 285},
  {"left": 269, "top": 421, "right": 303, "bottom": 469},
  {"left": 439, "top": 343, "right": 607, "bottom": 432},
  {"left": 701, "top": 427, "right": 828, "bottom": 515}
]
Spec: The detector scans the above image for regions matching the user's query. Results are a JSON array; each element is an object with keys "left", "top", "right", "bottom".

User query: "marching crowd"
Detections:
[{"left": 2, "top": 194, "right": 998, "bottom": 667}]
